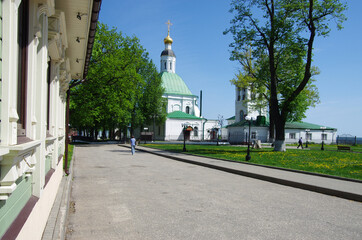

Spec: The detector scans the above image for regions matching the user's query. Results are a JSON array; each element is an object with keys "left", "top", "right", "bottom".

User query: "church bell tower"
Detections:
[{"left": 160, "top": 20, "right": 176, "bottom": 73}]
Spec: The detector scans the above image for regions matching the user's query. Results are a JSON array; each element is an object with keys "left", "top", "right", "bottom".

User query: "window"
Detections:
[
  {"left": 322, "top": 133, "right": 327, "bottom": 141},
  {"left": 164, "top": 62, "right": 166, "bottom": 70},
  {"left": 240, "top": 110, "right": 244, "bottom": 121},
  {"left": 251, "top": 131, "right": 256, "bottom": 139},
  {"left": 242, "top": 88, "right": 246, "bottom": 100},
  {"left": 17, "top": 0, "right": 29, "bottom": 134},
  {"left": 251, "top": 92, "right": 256, "bottom": 100},
  {"left": 289, "top": 133, "right": 296, "bottom": 139},
  {"left": 186, "top": 106, "right": 190, "bottom": 114},
  {"left": 170, "top": 62, "right": 172, "bottom": 70},
  {"left": 237, "top": 88, "right": 241, "bottom": 101},
  {"left": 306, "top": 133, "right": 312, "bottom": 141},
  {"left": 194, "top": 127, "right": 198, "bottom": 137}
]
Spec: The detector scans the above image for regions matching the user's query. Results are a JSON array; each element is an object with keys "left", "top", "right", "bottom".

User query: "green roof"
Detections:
[
  {"left": 161, "top": 72, "right": 195, "bottom": 96},
  {"left": 167, "top": 111, "right": 204, "bottom": 120},
  {"left": 226, "top": 116, "right": 235, "bottom": 120},
  {"left": 227, "top": 120, "right": 336, "bottom": 131},
  {"left": 285, "top": 122, "right": 336, "bottom": 130},
  {"left": 226, "top": 120, "right": 269, "bottom": 128}
]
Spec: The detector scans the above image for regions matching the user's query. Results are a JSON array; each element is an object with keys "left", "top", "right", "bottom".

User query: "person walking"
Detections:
[
  {"left": 130, "top": 135, "right": 136, "bottom": 155},
  {"left": 297, "top": 137, "right": 304, "bottom": 149}
]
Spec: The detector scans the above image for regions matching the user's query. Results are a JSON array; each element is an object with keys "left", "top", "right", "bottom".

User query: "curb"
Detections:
[
  {"left": 124, "top": 145, "right": 362, "bottom": 202},
  {"left": 42, "top": 148, "right": 75, "bottom": 240}
]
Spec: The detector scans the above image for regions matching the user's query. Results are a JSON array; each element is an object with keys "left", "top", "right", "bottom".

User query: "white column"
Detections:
[{"left": 1, "top": 0, "right": 21, "bottom": 146}]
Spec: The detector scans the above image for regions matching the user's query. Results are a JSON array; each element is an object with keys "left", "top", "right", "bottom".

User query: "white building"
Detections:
[
  {"left": 0, "top": 0, "right": 101, "bottom": 238},
  {"left": 227, "top": 86, "right": 337, "bottom": 144},
  {"left": 140, "top": 25, "right": 219, "bottom": 141}
]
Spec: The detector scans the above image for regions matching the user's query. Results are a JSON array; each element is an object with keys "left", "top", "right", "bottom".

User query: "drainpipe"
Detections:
[
  {"left": 200, "top": 90, "right": 202, "bottom": 117},
  {"left": 64, "top": 89, "right": 70, "bottom": 175},
  {"left": 202, "top": 118, "right": 207, "bottom": 141}
]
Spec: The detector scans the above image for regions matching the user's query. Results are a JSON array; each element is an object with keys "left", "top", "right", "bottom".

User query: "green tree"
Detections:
[
  {"left": 225, "top": 0, "right": 346, "bottom": 151},
  {"left": 70, "top": 23, "right": 166, "bottom": 140},
  {"left": 230, "top": 49, "right": 320, "bottom": 141}
]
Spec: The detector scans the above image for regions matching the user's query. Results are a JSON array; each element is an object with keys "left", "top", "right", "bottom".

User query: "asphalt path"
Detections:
[{"left": 66, "top": 144, "right": 362, "bottom": 240}]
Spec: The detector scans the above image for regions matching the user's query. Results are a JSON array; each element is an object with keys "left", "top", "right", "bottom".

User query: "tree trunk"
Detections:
[
  {"left": 123, "top": 126, "right": 127, "bottom": 143},
  {"left": 274, "top": 117, "right": 286, "bottom": 151},
  {"left": 102, "top": 126, "right": 106, "bottom": 139},
  {"left": 268, "top": 103, "right": 275, "bottom": 142}
]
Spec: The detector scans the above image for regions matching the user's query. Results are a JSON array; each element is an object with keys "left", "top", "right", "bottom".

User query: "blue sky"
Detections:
[{"left": 99, "top": 0, "right": 362, "bottom": 137}]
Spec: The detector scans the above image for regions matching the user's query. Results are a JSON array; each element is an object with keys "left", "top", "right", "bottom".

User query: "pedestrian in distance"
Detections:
[
  {"left": 297, "top": 137, "right": 304, "bottom": 149},
  {"left": 130, "top": 135, "right": 136, "bottom": 155}
]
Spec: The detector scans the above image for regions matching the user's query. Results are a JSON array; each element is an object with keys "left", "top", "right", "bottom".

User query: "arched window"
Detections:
[
  {"left": 164, "top": 62, "right": 166, "bottom": 69},
  {"left": 194, "top": 127, "right": 198, "bottom": 137},
  {"left": 240, "top": 110, "right": 244, "bottom": 121},
  {"left": 242, "top": 88, "right": 246, "bottom": 100},
  {"left": 186, "top": 106, "right": 190, "bottom": 114},
  {"left": 170, "top": 62, "right": 172, "bottom": 70}
]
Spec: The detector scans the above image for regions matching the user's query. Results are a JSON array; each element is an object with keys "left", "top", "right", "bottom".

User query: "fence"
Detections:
[{"left": 336, "top": 135, "right": 362, "bottom": 145}]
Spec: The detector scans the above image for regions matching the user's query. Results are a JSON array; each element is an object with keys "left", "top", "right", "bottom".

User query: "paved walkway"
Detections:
[
  {"left": 133, "top": 145, "right": 362, "bottom": 202},
  {"left": 62, "top": 144, "right": 362, "bottom": 240}
]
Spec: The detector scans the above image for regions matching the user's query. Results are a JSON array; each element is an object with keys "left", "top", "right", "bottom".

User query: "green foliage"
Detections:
[
  {"left": 224, "top": 0, "right": 347, "bottom": 148},
  {"left": 63, "top": 144, "right": 74, "bottom": 169},
  {"left": 70, "top": 23, "right": 166, "bottom": 136}
]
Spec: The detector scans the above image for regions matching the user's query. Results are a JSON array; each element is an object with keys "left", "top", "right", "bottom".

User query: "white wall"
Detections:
[
  {"left": 166, "top": 95, "right": 200, "bottom": 117},
  {"left": 285, "top": 129, "right": 336, "bottom": 144},
  {"left": 0, "top": 1, "right": 77, "bottom": 238}
]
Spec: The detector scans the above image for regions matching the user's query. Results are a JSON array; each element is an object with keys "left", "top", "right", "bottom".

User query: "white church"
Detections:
[
  {"left": 142, "top": 23, "right": 219, "bottom": 141},
  {"left": 226, "top": 86, "right": 338, "bottom": 144}
]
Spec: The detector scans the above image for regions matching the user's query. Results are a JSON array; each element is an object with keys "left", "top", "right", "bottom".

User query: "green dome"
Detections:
[{"left": 161, "top": 72, "right": 195, "bottom": 96}]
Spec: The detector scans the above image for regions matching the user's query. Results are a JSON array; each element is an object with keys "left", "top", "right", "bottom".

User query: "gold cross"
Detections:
[{"left": 166, "top": 20, "right": 173, "bottom": 35}]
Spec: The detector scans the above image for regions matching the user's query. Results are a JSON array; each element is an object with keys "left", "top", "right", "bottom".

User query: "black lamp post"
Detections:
[
  {"left": 245, "top": 116, "right": 252, "bottom": 161},
  {"left": 305, "top": 129, "right": 310, "bottom": 148},
  {"left": 321, "top": 127, "right": 326, "bottom": 150},
  {"left": 182, "top": 124, "right": 187, "bottom": 152},
  {"left": 216, "top": 128, "right": 220, "bottom": 146}
]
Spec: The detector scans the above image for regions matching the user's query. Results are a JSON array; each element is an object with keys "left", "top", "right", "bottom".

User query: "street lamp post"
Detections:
[
  {"left": 182, "top": 123, "right": 190, "bottom": 152},
  {"left": 305, "top": 129, "right": 310, "bottom": 148},
  {"left": 183, "top": 126, "right": 187, "bottom": 152},
  {"left": 245, "top": 116, "right": 253, "bottom": 161},
  {"left": 216, "top": 128, "right": 220, "bottom": 146},
  {"left": 321, "top": 127, "right": 326, "bottom": 150},
  {"left": 143, "top": 127, "right": 148, "bottom": 144}
]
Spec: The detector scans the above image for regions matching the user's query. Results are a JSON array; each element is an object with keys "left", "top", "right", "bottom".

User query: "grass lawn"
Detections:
[
  {"left": 144, "top": 144, "right": 362, "bottom": 181},
  {"left": 289, "top": 143, "right": 362, "bottom": 152}
]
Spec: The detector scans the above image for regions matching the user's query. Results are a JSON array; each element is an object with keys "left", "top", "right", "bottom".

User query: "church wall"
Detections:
[
  {"left": 203, "top": 120, "right": 219, "bottom": 140},
  {"left": 166, "top": 95, "right": 199, "bottom": 117},
  {"left": 161, "top": 55, "right": 176, "bottom": 73},
  {"left": 165, "top": 119, "right": 203, "bottom": 141},
  {"left": 228, "top": 126, "right": 269, "bottom": 144}
]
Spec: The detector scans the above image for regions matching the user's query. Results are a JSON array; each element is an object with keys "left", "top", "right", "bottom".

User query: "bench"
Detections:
[{"left": 337, "top": 146, "right": 351, "bottom": 151}]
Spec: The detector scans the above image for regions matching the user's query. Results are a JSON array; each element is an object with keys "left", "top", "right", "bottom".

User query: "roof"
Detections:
[
  {"left": 56, "top": 0, "right": 102, "bottom": 79},
  {"left": 227, "top": 120, "right": 336, "bottom": 131},
  {"left": 226, "top": 116, "right": 235, "bottom": 120},
  {"left": 167, "top": 111, "right": 204, "bottom": 120},
  {"left": 285, "top": 122, "right": 336, "bottom": 130},
  {"left": 161, "top": 72, "right": 195, "bottom": 96},
  {"left": 161, "top": 49, "right": 176, "bottom": 57},
  {"left": 226, "top": 120, "right": 268, "bottom": 128}
]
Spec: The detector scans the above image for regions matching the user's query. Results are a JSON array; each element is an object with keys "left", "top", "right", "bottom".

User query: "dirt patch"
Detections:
[{"left": 69, "top": 201, "right": 76, "bottom": 214}]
